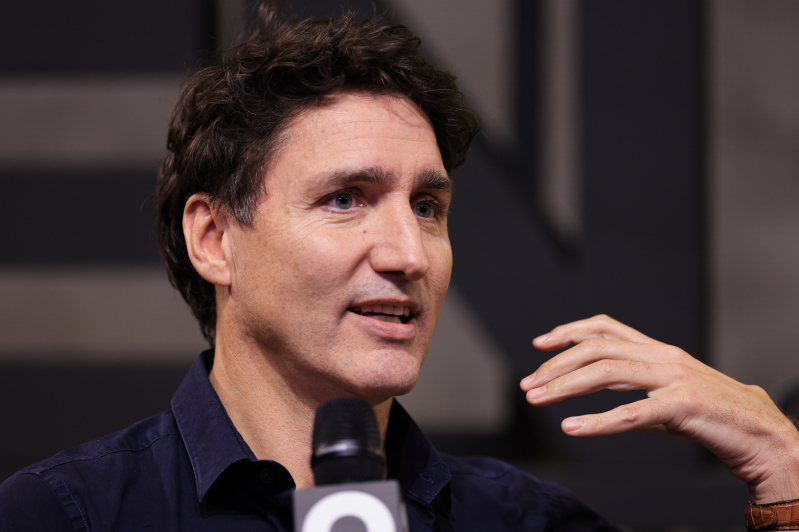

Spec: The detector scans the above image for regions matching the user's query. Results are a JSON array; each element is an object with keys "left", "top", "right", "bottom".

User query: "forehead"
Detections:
[
  {"left": 296, "top": 91, "right": 437, "bottom": 144},
  {"left": 269, "top": 92, "right": 447, "bottom": 187}
]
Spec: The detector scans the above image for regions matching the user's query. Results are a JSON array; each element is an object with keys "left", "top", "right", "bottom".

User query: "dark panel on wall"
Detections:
[
  {"left": 0, "top": 169, "right": 161, "bottom": 263},
  {"left": 578, "top": 0, "right": 704, "bottom": 354},
  {"left": 449, "top": 0, "right": 704, "bottom": 463},
  {"left": 0, "top": 1, "right": 214, "bottom": 73},
  {"left": 510, "top": 0, "right": 543, "bottom": 201}
]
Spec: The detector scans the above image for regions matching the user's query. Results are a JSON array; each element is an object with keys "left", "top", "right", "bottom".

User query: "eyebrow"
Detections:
[
  {"left": 318, "top": 166, "right": 453, "bottom": 194},
  {"left": 319, "top": 167, "right": 396, "bottom": 189},
  {"left": 416, "top": 169, "right": 454, "bottom": 194}
]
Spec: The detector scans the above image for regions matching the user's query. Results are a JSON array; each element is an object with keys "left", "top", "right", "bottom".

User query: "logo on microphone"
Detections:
[{"left": 299, "top": 485, "right": 401, "bottom": 532}]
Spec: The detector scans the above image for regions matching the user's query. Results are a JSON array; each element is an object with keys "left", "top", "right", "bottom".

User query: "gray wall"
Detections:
[{"left": 709, "top": 0, "right": 799, "bottom": 403}]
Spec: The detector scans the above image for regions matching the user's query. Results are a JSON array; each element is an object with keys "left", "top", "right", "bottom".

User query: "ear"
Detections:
[{"left": 183, "top": 194, "right": 232, "bottom": 287}]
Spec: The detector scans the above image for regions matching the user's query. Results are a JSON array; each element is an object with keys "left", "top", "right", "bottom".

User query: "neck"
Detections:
[{"left": 208, "top": 334, "right": 393, "bottom": 490}]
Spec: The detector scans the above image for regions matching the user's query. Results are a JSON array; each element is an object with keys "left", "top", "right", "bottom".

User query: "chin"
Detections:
[{"left": 345, "top": 364, "right": 421, "bottom": 404}]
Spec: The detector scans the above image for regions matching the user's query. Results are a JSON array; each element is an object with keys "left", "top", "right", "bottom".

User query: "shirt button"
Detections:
[{"left": 259, "top": 469, "right": 275, "bottom": 484}]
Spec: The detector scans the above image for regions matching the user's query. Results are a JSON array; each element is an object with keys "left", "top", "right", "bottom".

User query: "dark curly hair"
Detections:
[{"left": 156, "top": 4, "right": 481, "bottom": 345}]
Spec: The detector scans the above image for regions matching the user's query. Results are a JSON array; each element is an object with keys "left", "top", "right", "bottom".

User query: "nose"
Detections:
[{"left": 368, "top": 202, "right": 430, "bottom": 281}]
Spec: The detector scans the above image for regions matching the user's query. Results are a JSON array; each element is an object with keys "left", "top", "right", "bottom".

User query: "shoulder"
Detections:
[
  {"left": 0, "top": 472, "right": 75, "bottom": 531},
  {"left": 439, "top": 454, "right": 619, "bottom": 531},
  {"left": 16, "top": 409, "right": 181, "bottom": 477},
  {"left": 441, "top": 453, "right": 527, "bottom": 479},
  {"left": 440, "top": 453, "right": 573, "bottom": 500},
  {"left": 0, "top": 410, "right": 183, "bottom": 531}
]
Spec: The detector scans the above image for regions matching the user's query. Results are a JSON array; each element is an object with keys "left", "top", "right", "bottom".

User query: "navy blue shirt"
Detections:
[{"left": 0, "top": 351, "right": 618, "bottom": 531}]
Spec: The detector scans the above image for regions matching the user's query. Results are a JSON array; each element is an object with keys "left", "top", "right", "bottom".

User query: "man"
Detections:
[{"left": 2, "top": 6, "right": 798, "bottom": 531}]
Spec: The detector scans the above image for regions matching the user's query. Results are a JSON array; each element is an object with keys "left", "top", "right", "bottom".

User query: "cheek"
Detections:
[
  {"left": 233, "top": 231, "right": 360, "bottom": 338},
  {"left": 426, "top": 238, "right": 453, "bottom": 294},
  {"left": 272, "top": 228, "right": 364, "bottom": 298},
  {"left": 417, "top": 238, "right": 452, "bottom": 339}
]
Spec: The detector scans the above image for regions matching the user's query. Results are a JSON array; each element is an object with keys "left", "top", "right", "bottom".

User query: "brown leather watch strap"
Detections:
[{"left": 746, "top": 500, "right": 799, "bottom": 531}]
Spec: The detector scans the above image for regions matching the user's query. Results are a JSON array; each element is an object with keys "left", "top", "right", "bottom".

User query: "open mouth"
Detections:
[{"left": 349, "top": 304, "right": 412, "bottom": 325}]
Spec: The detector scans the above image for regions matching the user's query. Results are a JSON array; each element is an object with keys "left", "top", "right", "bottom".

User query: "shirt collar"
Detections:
[
  {"left": 172, "top": 351, "right": 452, "bottom": 511},
  {"left": 171, "top": 350, "right": 255, "bottom": 502},
  {"left": 386, "top": 400, "right": 452, "bottom": 512}
]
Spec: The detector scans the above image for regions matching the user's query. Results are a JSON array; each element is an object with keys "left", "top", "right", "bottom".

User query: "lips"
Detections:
[{"left": 349, "top": 304, "right": 412, "bottom": 324}]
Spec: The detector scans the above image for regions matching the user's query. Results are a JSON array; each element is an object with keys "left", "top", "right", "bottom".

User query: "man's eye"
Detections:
[
  {"left": 334, "top": 194, "right": 354, "bottom": 209},
  {"left": 413, "top": 202, "right": 434, "bottom": 218}
]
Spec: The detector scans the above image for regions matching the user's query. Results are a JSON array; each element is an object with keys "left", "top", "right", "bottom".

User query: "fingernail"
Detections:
[
  {"left": 520, "top": 373, "right": 536, "bottom": 389},
  {"left": 563, "top": 418, "right": 583, "bottom": 433},
  {"left": 533, "top": 334, "right": 549, "bottom": 344},
  {"left": 527, "top": 386, "right": 546, "bottom": 401}
]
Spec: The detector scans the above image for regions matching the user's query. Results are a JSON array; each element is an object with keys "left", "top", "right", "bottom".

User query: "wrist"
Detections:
[{"left": 749, "top": 420, "right": 799, "bottom": 504}]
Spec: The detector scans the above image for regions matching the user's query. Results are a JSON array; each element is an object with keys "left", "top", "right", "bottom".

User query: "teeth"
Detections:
[
  {"left": 371, "top": 314, "right": 400, "bottom": 323},
  {"left": 351, "top": 305, "right": 412, "bottom": 319}
]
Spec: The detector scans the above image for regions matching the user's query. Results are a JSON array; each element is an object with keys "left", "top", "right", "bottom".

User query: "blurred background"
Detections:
[{"left": 1, "top": 0, "right": 798, "bottom": 530}]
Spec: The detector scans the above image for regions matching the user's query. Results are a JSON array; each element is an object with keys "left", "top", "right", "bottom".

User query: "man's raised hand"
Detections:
[{"left": 519, "top": 314, "right": 799, "bottom": 504}]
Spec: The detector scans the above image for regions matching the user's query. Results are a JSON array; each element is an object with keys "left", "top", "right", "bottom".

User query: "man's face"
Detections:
[{"left": 223, "top": 92, "right": 453, "bottom": 404}]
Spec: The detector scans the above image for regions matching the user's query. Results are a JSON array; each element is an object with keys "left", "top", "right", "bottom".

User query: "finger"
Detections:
[
  {"left": 521, "top": 338, "right": 690, "bottom": 391},
  {"left": 525, "top": 358, "right": 682, "bottom": 405},
  {"left": 533, "top": 314, "right": 660, "bottom": 352},
  {"left": 558, "top": 396, "right": 672, "bottom": 436}
]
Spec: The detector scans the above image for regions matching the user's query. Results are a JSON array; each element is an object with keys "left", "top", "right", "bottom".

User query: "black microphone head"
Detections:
[{"left": 311, "top": 398, "right": 385, "bottom": 485}]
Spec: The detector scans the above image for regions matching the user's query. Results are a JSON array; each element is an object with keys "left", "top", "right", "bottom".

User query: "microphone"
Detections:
[
  {"left": 293, "top": 398, "right": 409, "bottom": 532},
  {"left": 311, "top": 397, "right": 386, "bottom": 484}
]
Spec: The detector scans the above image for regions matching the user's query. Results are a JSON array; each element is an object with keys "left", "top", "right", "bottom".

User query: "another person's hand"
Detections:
[{"left": 520, "top": 315, "right": 799, "bottom": 504}]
